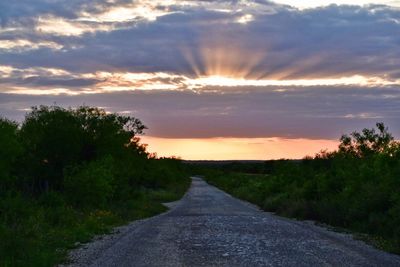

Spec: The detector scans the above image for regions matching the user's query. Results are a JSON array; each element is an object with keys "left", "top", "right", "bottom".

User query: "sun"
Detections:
[
  {"left": 181, "top": 30, "right": 266, "bottom": 81},
  {"left": 192, "top": 75, "right": 245, "bottom": 87}
]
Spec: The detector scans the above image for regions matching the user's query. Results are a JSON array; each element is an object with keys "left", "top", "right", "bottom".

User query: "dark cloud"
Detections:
[
  {"left": 1, "top": 86, "right": 400, "bottom": 139},
  {"left": 0, "top": 2, "right": 399, "bottom": 80},
  {"left": 19, "top": 76, "right": 100, "bottom": 87},
  {"left": 0, "top": 0, "right": 135, "bottom": 26},
  {"left": 0, "top": 68, "right": 102, "bottom": 89}
]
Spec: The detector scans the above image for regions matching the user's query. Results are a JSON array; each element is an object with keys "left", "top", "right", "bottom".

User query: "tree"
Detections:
[
  {"left": 18, "top": 105, "right": 148, "bottom": 193},
  {"left": 339, "top": 122, "right": 394, "bottom": 158},
  {"left": 0, "top": 118, "right": 22, "bottom": 188},
  {"left": 19, "top": 106, "right": 84, "bottom": 192},
  {"left": 73, "top": 106, "right": 147, "bottom": 160}
]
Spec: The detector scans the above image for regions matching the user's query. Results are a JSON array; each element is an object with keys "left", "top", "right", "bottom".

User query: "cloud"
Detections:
[
  {"left": 0, "top": 65, "right": 396, "bottom": 95},
  {"left": 273, "top": 0, "right": 400, "bottom": 9},
  {"left": 0, "top": 39, "right": 63, "bottom": 51},
  {"left": 0, "top": 2, "right": 399, "bottom": 81},
  {"left": 1, "top": 85, "right": 400, "bottom": 139},
  {"left": 0, "top": 66, "right": 101, "bottom": 93}
]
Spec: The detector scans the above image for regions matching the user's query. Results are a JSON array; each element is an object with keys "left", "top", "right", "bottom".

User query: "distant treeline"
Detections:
[
  {"left": 187, "top": 159, "right": 298, "bottom": 174},
  {"left": 0, "top": 106, "right": 189, "bottom": 266},
  {"left": 200, "top": 123, "right": 400, "bottom": 254}
]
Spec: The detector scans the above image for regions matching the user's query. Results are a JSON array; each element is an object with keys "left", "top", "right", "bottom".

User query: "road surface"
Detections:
[{"left": 67, "top": 177, "right": 400, "bottom": 266}]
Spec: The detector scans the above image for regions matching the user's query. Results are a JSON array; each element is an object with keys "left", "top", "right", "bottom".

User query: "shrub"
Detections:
[{"left": 64, "top": 158, "right": 115, "bottom": 209}]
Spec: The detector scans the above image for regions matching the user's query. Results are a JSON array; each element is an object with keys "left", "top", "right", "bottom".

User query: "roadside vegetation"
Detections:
[
  {"left": 198, "top": 123, "right": 400, "bottom": 254},
  {"left": 0, "top": 106, "right": 189, "bottom": 267}
]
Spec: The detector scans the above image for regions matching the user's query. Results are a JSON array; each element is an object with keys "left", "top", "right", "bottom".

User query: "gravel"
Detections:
[{"left": 62, "top": 177, "right": 400, "bottom": 267}]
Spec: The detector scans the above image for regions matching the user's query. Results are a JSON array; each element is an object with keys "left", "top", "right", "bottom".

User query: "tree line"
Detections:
[{"left": 0, "top": 105, "right": 189, "bottom": 266}]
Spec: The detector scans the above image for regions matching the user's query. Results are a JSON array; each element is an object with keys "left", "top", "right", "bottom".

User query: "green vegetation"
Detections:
[
  {"left": 0, "top": 106, "right": 189, "bottom": 267},
  {"left": 200, "top": 123, "right": 400, "bottom": 254}
]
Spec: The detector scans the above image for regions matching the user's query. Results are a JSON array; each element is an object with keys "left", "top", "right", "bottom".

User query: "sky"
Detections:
[{"left": 1, "top": 0, "right": 400, "bottom": 160}]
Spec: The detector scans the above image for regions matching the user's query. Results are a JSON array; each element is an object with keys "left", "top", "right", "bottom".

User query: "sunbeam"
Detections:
[{"left": 182, "top": 29, "right": 266, "bottom": 80}]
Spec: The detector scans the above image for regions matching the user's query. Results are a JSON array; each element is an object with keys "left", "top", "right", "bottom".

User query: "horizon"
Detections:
[{"left": 1, "top": 0, "right": 400, "bottom": 160}]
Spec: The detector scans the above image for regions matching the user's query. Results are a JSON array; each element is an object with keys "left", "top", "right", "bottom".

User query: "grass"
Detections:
[{"left": 0, "top": 178, "right": 190, "bottom": 267}]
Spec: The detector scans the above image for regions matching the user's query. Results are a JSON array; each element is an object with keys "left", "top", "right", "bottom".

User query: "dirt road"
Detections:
[{"left": 66, "top": 177, "right": 400, "bottom": 266}]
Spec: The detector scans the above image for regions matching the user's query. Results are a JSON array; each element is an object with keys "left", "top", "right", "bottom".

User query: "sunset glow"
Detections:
[
  {"left": 141, "top": 136, "right": 339, "bottom": 160},
  {"left": 187, "top": 75, "right": 398, "bottom": 89}
]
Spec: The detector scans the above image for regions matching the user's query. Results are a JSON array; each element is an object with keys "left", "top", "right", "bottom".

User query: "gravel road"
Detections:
[{"left": 65, "top": 176, "right": 400, "bottom": 267}]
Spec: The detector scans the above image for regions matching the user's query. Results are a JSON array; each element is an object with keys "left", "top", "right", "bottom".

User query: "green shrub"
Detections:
[{"left": 64, "top": 158, "right": 115, "bottom": 209}]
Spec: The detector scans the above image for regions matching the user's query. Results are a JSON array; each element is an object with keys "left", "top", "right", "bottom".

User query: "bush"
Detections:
[{"left": 64, "top": 158, "right": 115, "bottom": 209}]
